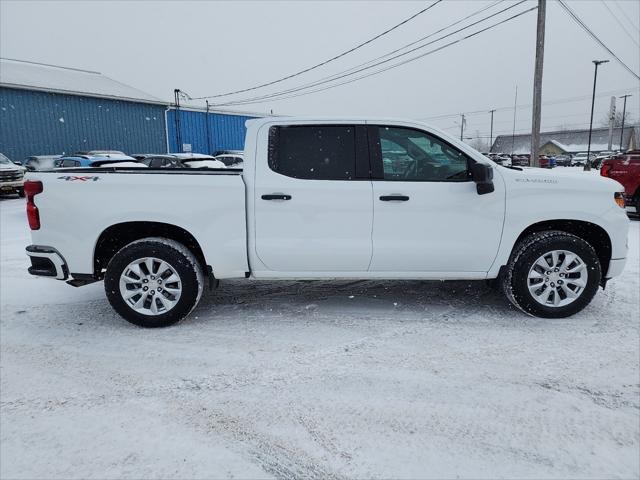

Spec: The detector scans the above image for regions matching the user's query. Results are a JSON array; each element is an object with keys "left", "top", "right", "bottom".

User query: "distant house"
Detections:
[{"left": 490, "top": 125, "right": 639, "bottom": 155}]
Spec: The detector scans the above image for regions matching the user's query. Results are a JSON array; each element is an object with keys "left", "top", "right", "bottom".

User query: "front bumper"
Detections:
[
  {"left": 606, "top": 257, "right": 627, "bottom": 279},
  {"left": 0, "top": 180, "right": 24, "bottom": 193},
  {"left": 26, "top": 245, "right": 68, "bottom": 280}
]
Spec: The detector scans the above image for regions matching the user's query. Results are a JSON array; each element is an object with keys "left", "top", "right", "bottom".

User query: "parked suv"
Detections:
[
  {"left": 0, "top": 153, "right": 25, "bottom": 197},
  {"left": 601, "top": 150, "right": 640, "bottom": 214}
]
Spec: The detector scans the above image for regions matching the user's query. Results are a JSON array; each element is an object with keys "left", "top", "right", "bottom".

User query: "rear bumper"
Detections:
[
  {"left": 606, "top": 257, "right": 627, "bottom": 279},
  {"left": 26, "top": 245, "right": 68, "bottom": 280}
]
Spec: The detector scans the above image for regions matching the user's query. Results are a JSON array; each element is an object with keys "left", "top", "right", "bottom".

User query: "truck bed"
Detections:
[{"left": 26, "top": 168, "right": 249, "bottom": 279}]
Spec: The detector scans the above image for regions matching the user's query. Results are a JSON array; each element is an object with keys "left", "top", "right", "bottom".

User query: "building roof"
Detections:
[
  {"left": 0, "top": 58, "right": 164, "bottom": 105},
  {"left": 491, "top": 125, "right": 639, "bottom": 154}
]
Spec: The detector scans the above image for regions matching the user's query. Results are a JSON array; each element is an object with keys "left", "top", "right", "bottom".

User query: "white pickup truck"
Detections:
[{"left": 24, "top": 117, "right": 629, "bottom": 327}]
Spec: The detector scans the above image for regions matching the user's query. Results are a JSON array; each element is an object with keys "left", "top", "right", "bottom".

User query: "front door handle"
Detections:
[
  {"left": 261, "top": 194, "right": 292, "bottom": 201},
  {"left": 379, "top": 195, "right": 409, "bottom": 201}
]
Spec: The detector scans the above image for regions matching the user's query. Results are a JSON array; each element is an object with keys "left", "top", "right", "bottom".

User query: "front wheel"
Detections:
[
  {"left": 104, "top": 238, "right": 204, "bottom": 327},
  {"left": 502, "top": 231, "right": 601, "bottom": 318}
]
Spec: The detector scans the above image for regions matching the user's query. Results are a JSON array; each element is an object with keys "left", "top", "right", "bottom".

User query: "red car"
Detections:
[{"left": 601, "top": 150, "right": 640, "bottom": 214}]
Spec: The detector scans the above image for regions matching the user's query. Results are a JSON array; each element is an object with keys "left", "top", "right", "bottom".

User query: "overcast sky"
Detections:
[{"left": 1, "top": 0, "right": 639, "bottom": 148}]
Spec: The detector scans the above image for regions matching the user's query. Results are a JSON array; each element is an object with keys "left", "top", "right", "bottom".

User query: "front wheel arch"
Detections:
[{"left": 509, "top": 220, "right": 612, "bottom": 281}]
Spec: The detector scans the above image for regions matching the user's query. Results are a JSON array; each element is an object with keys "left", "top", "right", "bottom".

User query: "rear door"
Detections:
[
  {"left": 253, "top": 123, "right": 373, "bottom": 272},
  {"left": 367, "top": 124, "right": 505, "bottom": 273}
]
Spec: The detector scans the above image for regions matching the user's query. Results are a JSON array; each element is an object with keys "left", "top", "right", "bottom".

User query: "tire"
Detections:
[
  {"left": 104, "top": 237, "right": 204, "bottom": 328},
  {"left": 501, "top": 231, "right": 601, "bottom": 318}
]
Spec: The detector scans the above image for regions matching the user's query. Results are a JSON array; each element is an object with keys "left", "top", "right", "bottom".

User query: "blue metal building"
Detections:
[
  {"left": 166, "top": 108, "right": 257, "bottom": 155},
  {"left": 0, "top": 58, "right": 264, "bottom": 162},
  {"left": 0, "top": 59, "right": 168, "bottom": 161}
]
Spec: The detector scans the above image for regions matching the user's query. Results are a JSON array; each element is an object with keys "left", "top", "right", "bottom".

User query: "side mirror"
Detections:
[
  {"left": 13, "top": 161, "right": 22, "bottom": 166},
  {"left": 471, "top": 163, "right": 494, "bottom": 195}
]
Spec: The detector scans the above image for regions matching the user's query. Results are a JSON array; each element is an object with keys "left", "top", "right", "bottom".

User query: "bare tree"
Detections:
[
  {"left": 468, "top": 131, "right": 489, "bottom": 152},
  {"left": 600, "top": 110, "right": 634, "bottom": 128}
]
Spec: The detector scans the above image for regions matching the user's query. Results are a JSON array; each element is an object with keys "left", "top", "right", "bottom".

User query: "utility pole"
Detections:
[
  {"left": 511, "top": 85, "right": 518, "bottom": 156},
  {"left": 174, "top": 88, "right": 182, "bottom": 153},
  {"left": 585, "top": 60, "right": 609, "bottom": 171},
  {"left": 460, "top": 113, "right": 465, "bottom": 141},
  {"left": 489, "top": 109, "right": 496, "bottom": 152},
  {"left": 607, "top": 96, "right": 616, "bottom": 151},
  {"left": 205, "top": 100, "right": 212, "bottom": 155},
  {"left": 619, "top": 94, "right": 632, "bottom": 151},
  {"left": 530, "top": 0, "right": 546, "bottom": 168}
]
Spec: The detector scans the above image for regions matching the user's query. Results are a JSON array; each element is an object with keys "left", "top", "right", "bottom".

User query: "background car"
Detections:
[
  {"left": 555, "top": 154, "right": 572, "bottom": 167},
  {"left": 212, "top": 153, "right": 244, "bottom": 167},
  {"left": 132, "top": 153, "right": 226, "bottom": 169},
  {"left": 139, "top": 155, "right": 184, "bottom": 168},
  {"left": 571, "top": 152, "right": 595, "bottom": 166},
  {"left": 55, "top": 154, "right": 146, "bottom": 168},
  {"left": 0, "top": 152, "right": 26, "bottom": 197},
  {"left": 74, "top": 150, "right": 126, "bottom": 156},
  {"left": 512, "top": 154, "right": 530, "bottom": 167},
  {"left": 489, "top": 153, "right": 512, "bottom": 167},
  {"left": 24, "top": 155, "right": 62, "bottom": 171},
  {"left": 601, "top": 150, "right": 640, "bottom": 215}
]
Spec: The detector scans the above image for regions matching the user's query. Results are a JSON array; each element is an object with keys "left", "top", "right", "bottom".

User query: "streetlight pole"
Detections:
[
  {"left": 618, "top": 94, "right": 632, "bottom": 151},
  {"left": 585, "top": 59, "right": 609, "bottom": 171}
]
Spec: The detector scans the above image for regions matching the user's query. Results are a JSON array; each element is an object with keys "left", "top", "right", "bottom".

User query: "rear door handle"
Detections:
[
  {"left": 261, "top": 194, "right": 292, "bottom": 201},
  {"left": 379, "top": 195, "right": 409, "bottom": 201}
]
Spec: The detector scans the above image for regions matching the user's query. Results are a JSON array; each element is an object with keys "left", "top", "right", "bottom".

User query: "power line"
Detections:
[
  {"left": 612, "top": 0, "right": 640, "bottom": 33},
  {"left": 297, "top": 0, "right": 506, "bottom": 86},
  {"left": 600, "top": 0, "right": 639, "bottom": 47},
  {"left": 418, "top": 87, "right": 639, "bottom": 121},
  {"left": 209, "top": 2, "right": 528, "bottom": 106},
  {"left": 189, "top": 0, "right": 443, "bottom": 100},
  {"left": 209, "top": 3, "right": 535, "bottom": 107},
  {"left": 557, "top": 0, "right": 640, "bottom": 80}
]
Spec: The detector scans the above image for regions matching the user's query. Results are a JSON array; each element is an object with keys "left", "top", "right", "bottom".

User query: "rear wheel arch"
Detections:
[
  {"left": 510, "top": 220, "right": 612, "bottom": 280},
  {"left": 94, "top": 222, "right": 208, "bottom": 278}
]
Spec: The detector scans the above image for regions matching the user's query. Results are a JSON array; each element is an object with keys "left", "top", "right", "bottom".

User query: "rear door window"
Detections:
[{"left": 268, "top": 125, "right": 359, "bottom": 180}]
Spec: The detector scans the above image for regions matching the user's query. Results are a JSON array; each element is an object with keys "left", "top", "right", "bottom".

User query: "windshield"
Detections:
[{"left": 0, "top": 153, "right": 11, "bottom": 165}]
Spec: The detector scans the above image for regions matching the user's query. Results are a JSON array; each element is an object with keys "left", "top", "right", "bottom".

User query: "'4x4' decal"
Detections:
[{"left": 57, "top": 176, "right": 101, "bottom": 182}]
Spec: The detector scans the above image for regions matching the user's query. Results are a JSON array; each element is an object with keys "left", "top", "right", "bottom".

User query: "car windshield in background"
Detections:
[{"left": 0, "top": 153, "right": 12, "bottom": 165}]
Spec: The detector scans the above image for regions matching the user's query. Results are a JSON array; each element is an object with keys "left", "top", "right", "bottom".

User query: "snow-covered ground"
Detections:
[{"left": 1, "top": 196, "right": 638, "bottom": 479}]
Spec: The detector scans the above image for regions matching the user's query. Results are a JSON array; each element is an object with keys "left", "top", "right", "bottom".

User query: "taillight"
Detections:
[
  {"left": 601, "top": 164, "right": 612, "bottom": 177},
  {"left": 24, "top": 180, "right": 43, "bottom": 230}
]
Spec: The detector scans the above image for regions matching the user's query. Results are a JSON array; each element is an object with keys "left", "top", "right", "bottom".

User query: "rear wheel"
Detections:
[
  {"left": 105, "top": 238, "right": 203, "bottom": 327},
  {"left": 502, "top": 231, "right": 601, "bottom": 318}
]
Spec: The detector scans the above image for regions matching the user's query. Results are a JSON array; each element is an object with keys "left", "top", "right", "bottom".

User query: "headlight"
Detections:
[{"left": 614, "top": 192, "right": 625, "bottom": 209}]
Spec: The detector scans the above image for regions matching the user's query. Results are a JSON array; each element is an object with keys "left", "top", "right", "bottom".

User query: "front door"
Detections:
[
  {"left": 367, "top": 125, "right": 505, "bottom": 273},
  {"left": 254, "top": 124, "right": 374, "bottom": 273}
]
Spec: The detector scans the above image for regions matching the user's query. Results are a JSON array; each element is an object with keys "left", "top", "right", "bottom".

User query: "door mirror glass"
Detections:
[{"left": 471, "top": 163, "right": 494, "bottom": 195}]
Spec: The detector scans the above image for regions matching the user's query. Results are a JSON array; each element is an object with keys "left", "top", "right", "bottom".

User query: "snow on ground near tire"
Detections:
[{"left": 1, "top": 196, "right": 638, "bottom": 479}]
